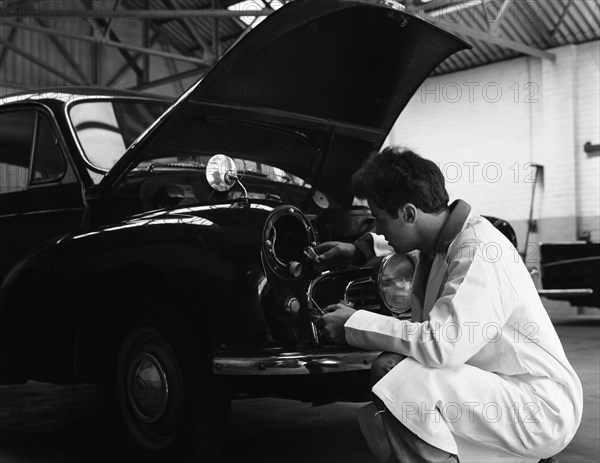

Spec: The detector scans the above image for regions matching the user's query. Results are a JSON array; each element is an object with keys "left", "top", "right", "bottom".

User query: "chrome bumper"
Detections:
[
  {"left": 538, "top": 288, "right": 594, "bottom": 297},
  {"left": 212, "top": 346, "right": 380, "bottom": 376}
]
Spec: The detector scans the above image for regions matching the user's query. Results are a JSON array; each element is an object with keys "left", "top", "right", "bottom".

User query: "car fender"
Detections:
[{"left": 0, "top": 218, "right": 264, "bottom": 383}]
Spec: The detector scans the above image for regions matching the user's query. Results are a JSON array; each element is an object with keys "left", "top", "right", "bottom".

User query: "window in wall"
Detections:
[{"left": 0, "top": 110, "right": 35, "bottom": 194}]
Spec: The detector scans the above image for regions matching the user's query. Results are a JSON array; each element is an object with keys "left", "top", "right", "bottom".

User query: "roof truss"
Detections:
[{"left": 0, "top": 0, "right": 596, "bottom": 91}]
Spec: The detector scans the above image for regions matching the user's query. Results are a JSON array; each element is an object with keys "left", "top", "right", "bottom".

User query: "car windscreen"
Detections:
[
  {"left": 69, "top": 99, "right": 169, "bottom": 174},
  {"left": 133, "top": 113, "right": 316, "bottom": 190}
]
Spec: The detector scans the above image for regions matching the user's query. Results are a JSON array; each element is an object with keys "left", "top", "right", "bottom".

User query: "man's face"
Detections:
[{"left": 368, "top": 200, "right": 418, "bottom": 254}]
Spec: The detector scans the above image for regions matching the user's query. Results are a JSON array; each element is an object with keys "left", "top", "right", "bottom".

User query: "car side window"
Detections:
[
  {"left": 30, "top": 113, "right": 68, "bottom": 184},
  {"left": 0, "top": 110, "right": 35, "bottom": 194}
]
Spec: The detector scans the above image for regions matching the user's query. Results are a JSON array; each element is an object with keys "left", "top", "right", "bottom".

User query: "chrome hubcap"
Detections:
[{"left": 128, "top": 352, "right": 169, "bottom": 424}]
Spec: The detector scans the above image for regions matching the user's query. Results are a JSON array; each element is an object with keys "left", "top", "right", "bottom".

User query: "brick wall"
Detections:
[
  {"left": 574, "top": 41, "right": 600, "bottom": 241},
  {"left": 386, "top": 41, "right": 600, "bottom": 250}
]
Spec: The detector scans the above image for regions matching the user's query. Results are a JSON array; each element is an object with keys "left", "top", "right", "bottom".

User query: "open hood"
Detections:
[{"left": 98, "top": 0, "right": 470, "bottom": 202}]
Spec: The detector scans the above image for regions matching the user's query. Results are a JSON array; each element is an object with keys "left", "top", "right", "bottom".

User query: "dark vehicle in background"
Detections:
[
  {"left": 0, "top": 1, "right": 470, "bottom": 460},
  {"left": 538, "top": 241, "right": 600, "bottom": 308}
]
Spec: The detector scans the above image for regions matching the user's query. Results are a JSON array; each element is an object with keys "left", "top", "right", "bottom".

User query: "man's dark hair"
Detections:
[{"left": 352, "top": 147, "right": 449, "bottom": 217}]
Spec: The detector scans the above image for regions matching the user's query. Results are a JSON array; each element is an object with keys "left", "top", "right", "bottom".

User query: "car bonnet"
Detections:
[{"left": 96, "top": 0, "right": 470, "bottom": 204}]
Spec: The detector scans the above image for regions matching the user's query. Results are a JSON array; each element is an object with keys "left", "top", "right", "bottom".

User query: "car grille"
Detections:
[
  {"left": 308, "top": 268, "right": 381, "bottom": 313},
  {"left": 344, "top": 276, "right": 380, "bottom": 311}
]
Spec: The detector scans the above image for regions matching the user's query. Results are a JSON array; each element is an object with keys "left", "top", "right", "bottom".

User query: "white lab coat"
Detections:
[{"left": 345, "top": 210, "right": 583, "bottom": 461}]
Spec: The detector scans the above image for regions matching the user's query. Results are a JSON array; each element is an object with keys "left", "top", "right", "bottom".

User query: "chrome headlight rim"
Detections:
[{"left": 377, "top": 252, "right": 415, "bottom": 315}]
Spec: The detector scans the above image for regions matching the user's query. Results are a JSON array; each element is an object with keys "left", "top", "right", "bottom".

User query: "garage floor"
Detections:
[{"left": 0, "top": 313, "right": 598, "bottom": 463}]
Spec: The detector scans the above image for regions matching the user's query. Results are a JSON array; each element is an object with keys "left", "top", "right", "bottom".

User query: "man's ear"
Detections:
[{"left": 402, "top": 203, "right": 417, "bottom": 223}]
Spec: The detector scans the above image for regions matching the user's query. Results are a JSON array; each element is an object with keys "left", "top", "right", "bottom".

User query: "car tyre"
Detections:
[{"left": 103, "top": 308, "right": 230, "bottom": 462}]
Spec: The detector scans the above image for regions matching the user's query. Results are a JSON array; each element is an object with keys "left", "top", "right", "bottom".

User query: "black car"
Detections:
[
  {"left": 538, "top": 241, "right": 599, "bottom": 308},
  {"left": 0, "top": 1, "right": 470, "bottom": 460}
]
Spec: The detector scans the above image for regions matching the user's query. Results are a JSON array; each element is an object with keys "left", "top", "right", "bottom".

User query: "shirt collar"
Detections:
[{"left": 433, "top": 199, "right": 471, "bottom": 254}]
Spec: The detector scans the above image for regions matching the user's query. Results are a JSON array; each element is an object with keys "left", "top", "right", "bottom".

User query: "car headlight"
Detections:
[{"left": 377, "top": 253, "right": 415, "bottom": 315}]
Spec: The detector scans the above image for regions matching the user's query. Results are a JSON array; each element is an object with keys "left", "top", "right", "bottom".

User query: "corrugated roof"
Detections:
[
  {"left": 123, "top": 0, "right": 247, "bottom": 61},
  {"left": 143, "top": 0, "right": 600, "bottom": 75},
  {"left": 127, "top": 0, "right": 599, "bottom": 75},
  {"left": 0, "top": 0, "right": 598, "bottom": 94},
  {"left": 413, "top": 0, "right": 600, "bottom": 75}
]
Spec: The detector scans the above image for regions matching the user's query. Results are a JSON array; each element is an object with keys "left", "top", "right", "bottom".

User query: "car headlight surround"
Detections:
[{"left": 377, "top": 252, "right": 415, "bottom": 315}]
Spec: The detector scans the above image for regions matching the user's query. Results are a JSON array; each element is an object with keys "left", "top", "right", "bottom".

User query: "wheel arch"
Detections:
[
  {"left": 91, "top": 270, "right": 231, "bottom": 461},
  {"left": 74, "top": 262, "right": 202, "bottom": 384}
]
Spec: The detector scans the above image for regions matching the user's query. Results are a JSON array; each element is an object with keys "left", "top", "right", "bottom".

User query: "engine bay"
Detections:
[{"left": 258, "top": 203, "right": 413, "bottom": 346}]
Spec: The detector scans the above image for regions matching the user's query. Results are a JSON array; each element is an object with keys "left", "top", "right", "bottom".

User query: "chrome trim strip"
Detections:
[
  {"left": 538, "top": 289, "right": 594, "bottom": 297},
  {"left": 212, "top": 348, "right": 380, "bottom": 376},
  {"left": 344, "top": 276, "right": 374, "bottom": 303},
  {"left": 539, "top": 241, "right": 591, "bottom": 245},
  {"left": 63, "top": 95, "right": 171, "bottom": 177},
  {"left": 0, "top": 207, "right": 83, "bottom": 219},
  {"left": 377, "top": 252, "right": 396, "bottom": 310},
  {"left": 542, "top": 256, "right": 600, "bottom": 267},
  {"left": 307, "top": 269, "right": 380, "bottom": 344},
  {"left": 307, "top": 271, "right": 331, "bottom": 344},
  {"left": 0, "top": 92, "right": 77, "bottom": 104}
]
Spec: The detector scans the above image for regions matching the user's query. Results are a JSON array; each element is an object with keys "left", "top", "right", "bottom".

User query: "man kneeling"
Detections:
[{"left": 315, "top": 147, "right": 582, "bottom": 463}]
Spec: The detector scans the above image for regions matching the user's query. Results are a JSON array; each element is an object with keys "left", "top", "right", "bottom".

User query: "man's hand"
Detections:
[
  {"left": 315, "top": 303, "right": 356, "bottom": 344},
  {"left": 313, "top": 241, "right": 359, "bottom": 270}
]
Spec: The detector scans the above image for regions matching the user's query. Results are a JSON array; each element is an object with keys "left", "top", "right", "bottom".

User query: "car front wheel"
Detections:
[{"left": 104, "top": 314, "right": 230, "bottom": 462}]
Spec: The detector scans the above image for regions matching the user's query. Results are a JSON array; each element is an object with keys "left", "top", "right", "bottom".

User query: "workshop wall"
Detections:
[
  {"left": 387, "top": 40, "right": 600, "bottom": 254},
  {"left": 574, "top": 41, "right": 600, "bottom": 242}
]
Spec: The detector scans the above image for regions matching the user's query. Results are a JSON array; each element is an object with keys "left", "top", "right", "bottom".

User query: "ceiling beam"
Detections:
[
  {"left": 79, "top": 0, "right": 143, "bottom": 82},
  {"left": 0, "top": 21, "right": 19, "bottom": 67},
  {"left": 118, "top": 0, "right": 213, "bottom": 63},
  {"left": 105, "top": 31, "right": 160, "bottom": 87},
  {"left": 0, "top": 8, "right": 273, "bottom": 19},
  {"left": 550, "top": 0, "right": 574, "bottom": 42},
  {"left": 163, "top": 0, "right": 213, "bottom": 61},
  {"left": 0, "top": 37, "right": 82, "bottom": 83},
  {"left": 97, "top": 18, "right": 144, "bottom": 81},
  {"left": 21, "top": 0, "right": 89, "bottom": 82},
  {"left": 422, "top": 0, "right": 497, "bottom": 18},
  {"left": 488, "top": 0, "right": 514, "bottom": 35},
  {"left": 160, "top": 42, "right": 185, "bottom": 94},
  {"left": 32, "top": 17, "right": 89, "bottom": 82},
  {"left": 410, "top": 0, "right": 554, "bottom": 60},
  {"left": 142, "top": 1, "right": 150, "bottom": 83},
  {"left": 513, "top": 0, "right": 552, "bottom": 45},
  {"left": 419, "top": 13, "right": 556, "bottom": 60},
  {"left": 3, "top": 20, "right": 211, "bottom": 65},
  {"left": 101, "top": 0, "right": 121, "bottom": 39},
  {"left": 212, "top": 0, "right": 221, "bottom": 61},
  {"left": 133, "top": 67, "right": 208, "bottom": 91},
  {"left": 188, "top": 29, "right": 245, "bottom": 54}
]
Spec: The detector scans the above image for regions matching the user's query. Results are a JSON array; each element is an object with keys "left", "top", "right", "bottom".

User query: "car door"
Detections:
[{"left": 0, "top": 105, "right": 84, "bottom": 284}]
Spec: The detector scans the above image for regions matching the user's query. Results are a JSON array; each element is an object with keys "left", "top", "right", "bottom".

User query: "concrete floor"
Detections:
[
  {"left": 553, "top": 315, "right": 600, "bottom": 463},
  {"left": 0, "top": 313, "right": 598, "bottom": 463}
]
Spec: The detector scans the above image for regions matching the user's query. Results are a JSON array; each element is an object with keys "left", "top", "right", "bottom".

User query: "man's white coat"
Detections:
[{"left": 345, "top": 208, "right": 582, "bottom": 460}]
